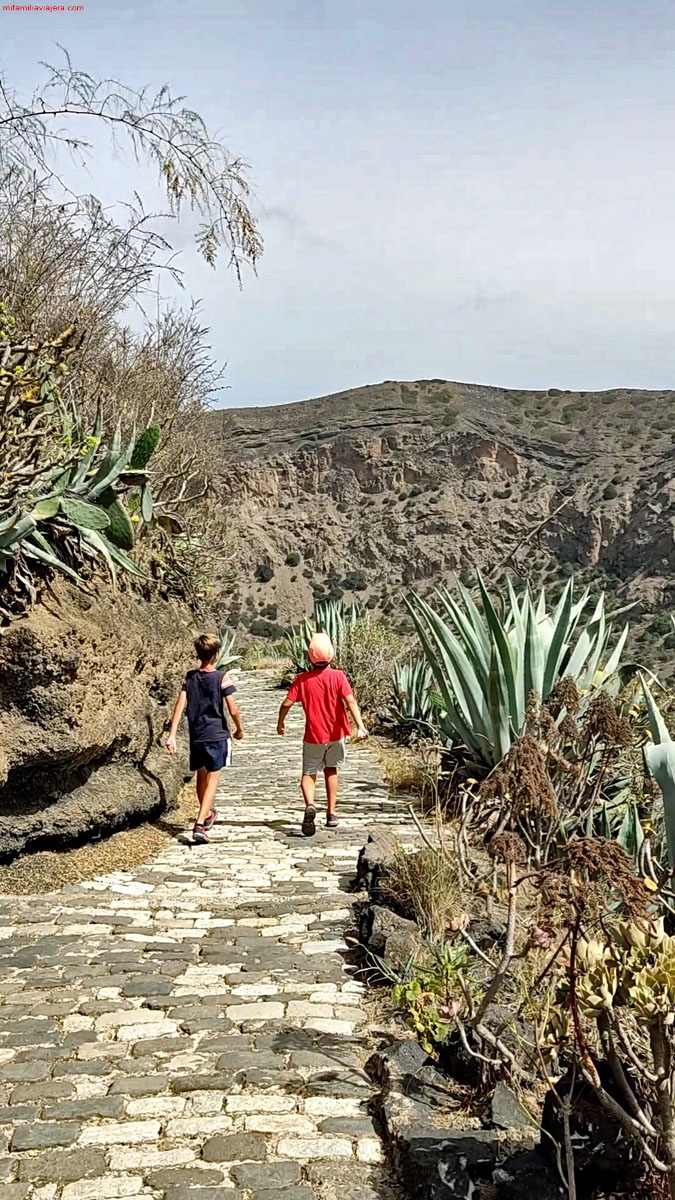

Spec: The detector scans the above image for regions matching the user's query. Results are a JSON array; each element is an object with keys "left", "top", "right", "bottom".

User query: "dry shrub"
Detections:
[
  {"left": 382, "top": 842, "right": 463, "bottom": 940},
  {"left": 373, "top": 739, "right": 439, "bottom": 799},
  {"left": 340, "top": 617, "right": 403, "bottom": 717}
]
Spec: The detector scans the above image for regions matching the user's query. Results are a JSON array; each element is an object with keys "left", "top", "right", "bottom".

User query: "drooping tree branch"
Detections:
[{"left": 0, "top": 50, "right": 263, "bottom": 280}]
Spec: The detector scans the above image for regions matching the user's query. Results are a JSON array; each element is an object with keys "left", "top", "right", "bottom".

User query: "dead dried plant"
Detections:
[{"left": 381, "top": 842, "right": 465, "bottom": 940}]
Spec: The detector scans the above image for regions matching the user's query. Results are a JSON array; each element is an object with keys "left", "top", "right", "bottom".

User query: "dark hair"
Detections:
[{"left": 194, "top": 633, "right": 220, "bottom": 664}]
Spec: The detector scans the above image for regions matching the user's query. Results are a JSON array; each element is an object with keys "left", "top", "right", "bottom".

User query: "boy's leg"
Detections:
[
  {"left": 197, "top": 770, "right": 221, "bottom": 826},
  {"left": 196, "top": 768, "right": 208, "bottom": 809},
  {"left": 323, "top": 742, "right": 345, "bottom": 822},
  {"left": 301, "top": 773, "right": 317, "bottom": 808},
  {"left": 300, "top": 774, "right": 318, "bottom": 836},
  {"left": 324, "top": 768, "right": 338, "bottom": 818}
]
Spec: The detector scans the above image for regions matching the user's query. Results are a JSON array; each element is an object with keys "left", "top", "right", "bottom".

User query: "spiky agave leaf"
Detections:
[
  {"left": 22, "top": 538, "right": 80, "bottom": 582},
  {"left": 640, "top": 674, "right": 675, "bottom": 870},
  {"left": 0, "top": 513, "right": 36, "bottom": 550},
  {"left": 392, "top": 656, "right": 435, "bottom": 727},
  {"left": 215, "top": 628, "right": 241, "bottom": 671}
]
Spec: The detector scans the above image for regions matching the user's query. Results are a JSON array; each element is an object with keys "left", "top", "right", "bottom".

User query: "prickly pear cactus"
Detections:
[
  {"left": 129, "top": 425, "right": 160, "bottom": 470},
  {"left": 99, "top": 488, "right": 135, "bottom": 551}
]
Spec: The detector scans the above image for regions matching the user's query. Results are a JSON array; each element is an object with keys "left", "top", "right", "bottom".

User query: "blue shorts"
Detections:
[{"left": 189, "top": 739, "right": 232, "bottom": 773}]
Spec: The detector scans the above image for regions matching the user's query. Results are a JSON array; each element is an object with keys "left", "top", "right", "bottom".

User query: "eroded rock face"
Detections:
[{"left": 0, "top": 581, "right": 193, "bottom": 860}]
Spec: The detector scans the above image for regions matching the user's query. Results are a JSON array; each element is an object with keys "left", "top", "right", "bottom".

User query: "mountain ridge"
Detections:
[{"left": 208, "top": 378, "right": 675, "bottom": 672}]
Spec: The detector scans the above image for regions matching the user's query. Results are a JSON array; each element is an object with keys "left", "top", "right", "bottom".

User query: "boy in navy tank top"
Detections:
[{"left": 166, "top": 633, "right": 243, "bottom": 843}]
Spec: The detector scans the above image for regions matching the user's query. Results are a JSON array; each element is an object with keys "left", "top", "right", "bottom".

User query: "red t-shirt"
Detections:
[{"left": 286, "top": 665, "right": 353, "bottom": 744}]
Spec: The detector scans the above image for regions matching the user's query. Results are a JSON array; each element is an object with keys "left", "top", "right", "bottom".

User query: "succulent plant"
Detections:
[
  {"left": 392, "top": 657, "right": 435, "bottom": 730},
  {"left": 129, "top": 424, "right": 160, "bottom": 470},
  {"left": 215, "top": 628, "right": 240, "bottom": 671},
  {"left": 284, "top": 599, "right": 361, "bottom": 673},
  {"left": 407, "top": 573, "right": 632, "bottom": 769}
]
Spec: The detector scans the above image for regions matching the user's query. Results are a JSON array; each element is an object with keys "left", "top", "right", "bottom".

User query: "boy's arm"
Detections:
[
  {"left": 165, "top": 689, "right": 187, "bottom": 753},
  {"left": 226, "top": 694, "right": 244, "bottom": 740},
  {"left": 344, "top": 693, "right": 368, "bottom": 739},
  {"left": 277, "top": 698, "right": 294, "bottom": 736}
]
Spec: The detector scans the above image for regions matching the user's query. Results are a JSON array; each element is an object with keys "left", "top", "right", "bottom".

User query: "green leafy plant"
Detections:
[
  {"left": 640, "top": 673, "right": 675, "bottom": 873},
  {"left": 387, "top": 941, "right": 470, "bottom": 1054},
  {"left": 550, "top": 917, "right": 675, "bottom": 1198}
]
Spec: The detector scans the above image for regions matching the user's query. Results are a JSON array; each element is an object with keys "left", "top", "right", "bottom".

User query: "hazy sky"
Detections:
[{"left": 4, "top": 0, "right": 675, "bottom": 407}]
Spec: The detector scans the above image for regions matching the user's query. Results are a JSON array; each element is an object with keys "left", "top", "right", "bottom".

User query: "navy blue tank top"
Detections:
[{"left": 183, "top": 669, "right": 236, "bottom": 743}]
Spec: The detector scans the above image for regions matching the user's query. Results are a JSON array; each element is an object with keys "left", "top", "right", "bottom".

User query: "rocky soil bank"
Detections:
[{"left": 0, "top": 581, "right": 193, "bottom": 861}]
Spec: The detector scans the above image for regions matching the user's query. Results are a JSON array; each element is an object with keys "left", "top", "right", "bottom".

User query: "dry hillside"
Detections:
[{"left": 209, "top": 379, "right": 675, "bottom": 672}]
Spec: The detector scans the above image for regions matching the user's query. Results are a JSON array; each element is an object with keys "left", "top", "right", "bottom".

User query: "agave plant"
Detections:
[
  {"left": 407, "top": 574, "right": 632, "bottom": 769},
  {"left": 284, "top": 599, "right": 361, "bottom": 673},
  {"left": 2, "top": 410, "right": 161, "bottom": 592},
  {"left": 215, "top": 628, "right": 241, "bottom": 672},
  {"left": 28, "top": 415, "right": 159, "bottom": 583},
  {"left": 640, "top": 675, "right": 675, "bottom": 873},
  {"left": 391, "top": 657, "right": 436, "bottom": 731}
]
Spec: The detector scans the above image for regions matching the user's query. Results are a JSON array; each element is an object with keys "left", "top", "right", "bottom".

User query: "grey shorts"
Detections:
[{"left": 302, "top": 739, "right": 346, "bottom": 775}]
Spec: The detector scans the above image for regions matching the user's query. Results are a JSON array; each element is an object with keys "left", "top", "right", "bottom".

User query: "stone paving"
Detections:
[{"left": 0, "top": 672, "right": 412, "bottom": 1200}]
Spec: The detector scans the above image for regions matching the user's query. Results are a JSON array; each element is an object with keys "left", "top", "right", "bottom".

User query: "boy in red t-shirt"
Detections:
[{"left": 277, "top": 632, "right": 368, "bottom": 836}]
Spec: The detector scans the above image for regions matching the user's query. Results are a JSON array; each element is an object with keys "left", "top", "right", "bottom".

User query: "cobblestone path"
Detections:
[{"left": 0, "top": 672, "right": 410, "bottom": 1200}]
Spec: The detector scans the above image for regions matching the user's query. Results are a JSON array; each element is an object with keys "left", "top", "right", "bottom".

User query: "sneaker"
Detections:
[
  {"left": 204, "top": 808, "right": 217, "bottom": 830},
  {"left": 326, "top": 815, "right": 339, "bottom": 829},
  {"left": 192, "top": 823, "right": 209, "bottom": 844},
  {"left": 301, "top": 804, "right": 317, "bottom": 837}
]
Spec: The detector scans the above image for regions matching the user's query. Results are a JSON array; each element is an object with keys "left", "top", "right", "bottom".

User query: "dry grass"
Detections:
[
  {"left": 239, "top": 645, "right": 291, "bottom": 677},
  {"left": 0, "top": 785, "right": 197, "bottom": 895},
  {"left": 381, "top": 839, "right": 464, "bottom": 940},
  {"left": 371, "top": 736, "right": 439, "bottom": 801}
]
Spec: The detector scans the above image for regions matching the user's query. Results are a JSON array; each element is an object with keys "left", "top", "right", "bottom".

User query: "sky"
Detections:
[{"left": 3, "top": 0, "right": 675, "bottom": 408}]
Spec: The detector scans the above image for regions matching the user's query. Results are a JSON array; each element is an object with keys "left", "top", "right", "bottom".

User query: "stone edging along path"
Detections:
[{"left": 0, "top": 671, "right": 411, "bottom": 1200}]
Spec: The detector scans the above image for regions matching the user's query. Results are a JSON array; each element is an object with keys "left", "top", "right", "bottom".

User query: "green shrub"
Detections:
[
  {"left": 255, "top": 562, "right": 274, "bottom": 583},
  {"left": 366, "top": 595, "right": 378, "bottom": 610},
  {"left": 285, "top": 551, "right": 301, "bottom": 567},
  {"left": 302, "top": 568, "right": 313, "bottom": 579},
  {"left": 550, "top": 429, "right": 572, "bottom": 444},
  {"left": 602, "top": 483, "right": 618, "bottom": 500},
  {"left": 336, "top": 501, "right": 348, "bottom": 513}
]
